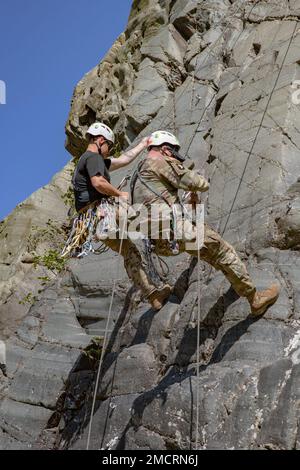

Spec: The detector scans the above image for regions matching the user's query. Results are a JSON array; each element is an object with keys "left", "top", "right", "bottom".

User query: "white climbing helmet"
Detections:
[
  {"left": 147, "top": 130, "right": 180, "bottom": 150},
  {"left": 86, "top": 122, "right": 115, "bottom": 144}
]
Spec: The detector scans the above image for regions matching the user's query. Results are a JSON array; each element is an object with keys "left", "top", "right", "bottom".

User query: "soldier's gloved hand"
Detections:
[{"left": 186, "top": 192, "right": 200, "bottom": 205}]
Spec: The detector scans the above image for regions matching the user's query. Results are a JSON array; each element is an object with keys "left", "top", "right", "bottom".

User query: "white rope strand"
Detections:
[
  {"left": 86, "top": 199, "right": 127, "bottom": 450},
  {"left": 195, "top": 205, "right": 202, "bottom": 450}
]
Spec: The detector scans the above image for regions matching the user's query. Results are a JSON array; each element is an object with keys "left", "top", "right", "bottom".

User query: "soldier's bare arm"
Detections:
[
  {"left": 110, "top": 137, "right": 149, "bottom": 171},
  {"left": 90, "top": 175, "right": 126, "bottom": 198}
]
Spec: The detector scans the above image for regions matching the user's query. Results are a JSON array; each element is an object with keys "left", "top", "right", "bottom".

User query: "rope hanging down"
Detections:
[
  {"left": 85, "top": 0, "right": 262, "bottom": 451},
  {"left": 170, "top": 0, "right": 263, "bottom": 451},
  {"left": 220, "top": 23, "right": 298, "bottom": 237},
  {"left": 86, "top": 202, "right": 128, "bottom": 450},
  {"left": 192, "top": 17, "right": 298, "bottom": 451}
]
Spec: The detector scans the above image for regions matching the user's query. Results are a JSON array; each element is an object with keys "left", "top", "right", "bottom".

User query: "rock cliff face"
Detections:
[
  {"left": 1, "top": 0, "right": 300, "bottom": 450},
  {"left": 0, "top": 164, "right": 73, "bottom": 339}
]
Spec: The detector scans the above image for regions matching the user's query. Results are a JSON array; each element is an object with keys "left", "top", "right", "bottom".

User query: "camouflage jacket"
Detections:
[{"left": 131, "top": 154, "right": 209, "bottom": 207}]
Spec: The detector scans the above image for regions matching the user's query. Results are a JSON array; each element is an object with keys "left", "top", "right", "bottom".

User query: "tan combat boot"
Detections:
[
  {"left": 148, "top": 284, "right": 173, "bottom": 311},
  {"left": 248, "top": 283, "right": 280, "bottom": 317}
]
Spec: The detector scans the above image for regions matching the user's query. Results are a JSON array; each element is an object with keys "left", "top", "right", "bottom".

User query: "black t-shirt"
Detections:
[{"left": 72, "top": 151, "right": 112, "bottom": 212}]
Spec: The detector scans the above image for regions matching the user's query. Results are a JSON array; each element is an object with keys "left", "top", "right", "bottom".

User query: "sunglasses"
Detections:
[{"left": 103, "top": 139, "right": 114, "bottom": 150}]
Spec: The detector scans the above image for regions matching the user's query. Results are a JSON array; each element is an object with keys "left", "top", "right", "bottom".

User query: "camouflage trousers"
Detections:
[
  {"left": 102, "top": 222, "right": 256, "bottom": 300},
  {"left": 102, "top": 237, "right": 159, "bottom": 298}
]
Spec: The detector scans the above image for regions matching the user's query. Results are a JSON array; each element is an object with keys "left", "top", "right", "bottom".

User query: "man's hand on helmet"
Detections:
[{"left": 141, "top": 136, "right": 151, "bottom": 149}]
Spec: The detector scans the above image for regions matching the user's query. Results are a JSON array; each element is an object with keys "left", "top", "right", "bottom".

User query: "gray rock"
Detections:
[
  {"left": 40, "top": 302, "right": 90, "bottom": 349},
  {"left": 0, "top": 399, "right": 53, "bottom": 445},
  {"left": 68, "top": 393, "right": 140, "bottom": 450},
  {"left": 100, "top": 343, "right": 160, "bottom": 398},
  {"left": 2, "top": 0, "right": 300, "bottom": 451},
  {"left": 8, "top": 343, "right": 80, "bottom": 409},
  {"left": 126, "top": 58, "right": 172, "bottom": 132},
  {"left": 141, "top": 24, "right": 187, "bottom": 66},
  {"left": 0, "top": 163, "right": 72, "bottom": 339}
]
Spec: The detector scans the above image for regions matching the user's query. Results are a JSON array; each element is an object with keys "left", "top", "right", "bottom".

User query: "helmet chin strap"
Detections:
[
  {"left": 164, "top": 145, "right": 186, "bottom": 162},
  {"left": 95, "top": 140, "right": 103, "bottom": 154}
]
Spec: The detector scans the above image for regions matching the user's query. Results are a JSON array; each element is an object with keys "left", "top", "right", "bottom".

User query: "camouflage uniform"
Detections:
[
  {"left": 102, "top": 236, "right": 159, "bottom": 299},
  {"left": 130, "top": 154, "right": 256, "bottom": 299},
  {"left": 94, "top": 197, "right": 167, "bottom": 299}
]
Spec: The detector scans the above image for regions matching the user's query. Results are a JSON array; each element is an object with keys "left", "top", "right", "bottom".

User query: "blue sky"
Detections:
[{"left": 0, "top": 0, "right": 132, "bottom": 220}]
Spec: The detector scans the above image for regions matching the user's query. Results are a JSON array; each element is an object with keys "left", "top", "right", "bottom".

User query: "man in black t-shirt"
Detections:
[
  {"left": 73, "top": 150, "right": 113, "bottom": 212},
  {"left": 73, "top": 122, "right": 130, "bottom": 212},
  {"left": 71, "top": 122, "right": 172, "bottom": 311}
]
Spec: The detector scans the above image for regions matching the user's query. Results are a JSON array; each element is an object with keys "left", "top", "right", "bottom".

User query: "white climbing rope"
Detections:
[
  {"left": 85, "top": 2, "right": 297, "bottom": 452},
  {"left": 195, "top": 208, "right": 202, "bottom": 451},
  {"left": 185, "top": 1, "right": 263, "bottom": 449},
  {"left": 220, "top": 23, "right": 298, "bottom": 237},
  {"left": 192, "top": 7, "right": 298, "bottom": 451}
]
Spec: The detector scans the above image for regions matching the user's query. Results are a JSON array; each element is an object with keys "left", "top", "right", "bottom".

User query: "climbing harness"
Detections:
[
  {"left": 148, "top": 0, "right": 285, "bottom": 451},
  {"left": 130, "top": 158, "right": 194, "bottom": 255},
  {"left": 62, "top": 175, "right": 131, "bottom": 259},
  {"left": 95, "top": 199, "right": 118, "bottom": 241}
]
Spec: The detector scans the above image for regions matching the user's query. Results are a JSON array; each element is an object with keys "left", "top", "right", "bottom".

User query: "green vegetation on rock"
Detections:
[{"left": 33, "top": 249, "right": 66, "bottom": 273}]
